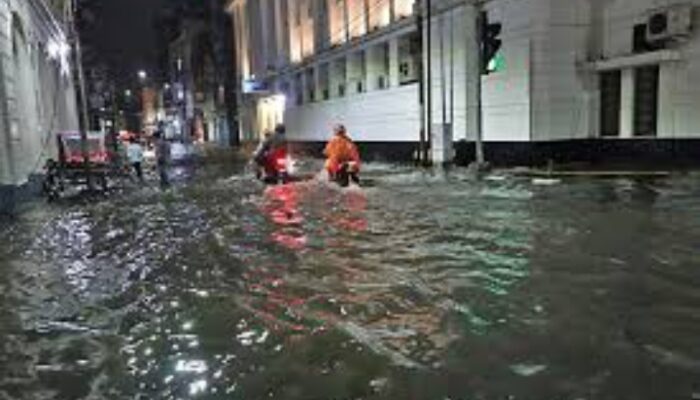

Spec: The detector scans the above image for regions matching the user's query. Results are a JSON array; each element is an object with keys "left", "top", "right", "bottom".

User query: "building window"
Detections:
[
  {"left": 329, "top": 0, "right": 348, "bottom": 45},
  {"left": 333, "top": 57, "right": 347, "bottom": 97},
  {"left": 289, "top": 2, "right": 303, "bottom": 62},
  {"left": 319, "top": 64, "right": 330, "bottom": 100},
  {"left": 633, "top": 65, "right": 659, "bottom": 137},
  {"left": 379, "top": 42, "right": 390, "bottom": 89},
  {"left": 368, "top": 0, "right": 391, "bottom": 31},
  {"left": 398, "top": 32, "right": 420, "bottom": 85},
  {"left": 358, "top": 51, "right": 366, "bottom": 93},
  {"left": 295, "top": 73, "right": 303, "bottom": 105},
  {"left": 600, "top": 70, "right": 621, "bottom": 137},
  {"left": 394, "top": 0, "right": 414, "bottom": 19},
  {"left": 306, "top": 68, "right": 316, "bottom": 102},
  {"left": 348, "top": 0, "right": 367, "bottom": 38}
]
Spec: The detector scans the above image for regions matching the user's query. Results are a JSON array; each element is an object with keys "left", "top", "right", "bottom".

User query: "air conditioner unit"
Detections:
[{"left": 646, "top": 4, "right": 693, "bottom": 43}]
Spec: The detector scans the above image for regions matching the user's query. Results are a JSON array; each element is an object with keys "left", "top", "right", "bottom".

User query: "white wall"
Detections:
[
  {"left": 0, "top": 0, "right": 79, "bottom": 187},
  {"left": 524, "top": 0, "right": 591, "bottom": 141},
  {"left": 285, "top": 83, "right": 420, "bottom": 142},
  {"left": 531, "top": 0, "right": 700, "bottom": 140}
]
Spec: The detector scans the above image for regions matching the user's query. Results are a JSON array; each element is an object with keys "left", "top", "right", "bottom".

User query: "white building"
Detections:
[
  {"left": 227, "top": 0, "right": 700, "bottom": 165},
  {"left": 0, "top": 0, "right": 79, "bottom": 211}
]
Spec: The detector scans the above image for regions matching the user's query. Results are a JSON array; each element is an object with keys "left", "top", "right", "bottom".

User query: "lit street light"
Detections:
[{"left": 138, "top": 70, "right": 148, "bottom": 81}]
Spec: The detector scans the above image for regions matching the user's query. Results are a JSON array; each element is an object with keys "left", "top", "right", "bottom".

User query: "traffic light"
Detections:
[{"left": 480, "top": 11, "right": 502, "bottom": 75}]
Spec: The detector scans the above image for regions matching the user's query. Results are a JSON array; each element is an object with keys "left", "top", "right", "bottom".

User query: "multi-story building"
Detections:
[
  {"left": 0, "top": 0, "right": 79, "bottom": 212},
  {"left": 228, "top": 0, "right": 700, "bottom": 166},
  {"left": 164, "top": 17, "right": 235, "bottom": 146}
]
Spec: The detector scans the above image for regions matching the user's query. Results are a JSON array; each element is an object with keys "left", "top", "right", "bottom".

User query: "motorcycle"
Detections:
[
  {"left": 328, "top": 161, "right": 360, "bottom": 188},
  {"left": 256, "top": 147, "right": 292, "bottom": 185}
]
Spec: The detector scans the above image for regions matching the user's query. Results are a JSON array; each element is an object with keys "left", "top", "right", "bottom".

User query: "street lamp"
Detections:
[
  {"left": 125, "top": 89, "right": 132, "bottom": 97},
  {"left": 138, "top": 70, "right": 147, "bottom": 81}
]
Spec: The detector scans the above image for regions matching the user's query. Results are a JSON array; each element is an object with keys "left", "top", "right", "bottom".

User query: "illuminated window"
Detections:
[
  {"left": 328, "top": 0, "right": 348, "bottom": 45},
  {"left": 368, "top": 0, "right": 390, "bottom": 30},
  {"left": 289, "top": 1, "right": 303, "bottom": 62},
  {"left": 301, "top": 0, "right": 315, "bottom": 58},
  {"left": 394, "top": 0, "right": 413, "bottom": 19},
  {"left": 347, "top": 0, "right": 367, "bottom": 38}
]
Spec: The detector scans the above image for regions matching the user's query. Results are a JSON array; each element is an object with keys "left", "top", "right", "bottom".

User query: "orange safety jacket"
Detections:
[{"left": 324, "top": 134, "right": 360, "bottom": 172}]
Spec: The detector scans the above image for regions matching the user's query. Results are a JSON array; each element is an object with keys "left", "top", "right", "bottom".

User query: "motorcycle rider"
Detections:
[
  {"left": 324, "top": 124, "right": 360, "bottom": 184},
  {"left": 253, "top": 124, "right": 288, "bottom": 181}
]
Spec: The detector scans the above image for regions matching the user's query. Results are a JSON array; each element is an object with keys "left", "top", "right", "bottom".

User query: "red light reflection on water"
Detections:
[
  {"left": 329, "top": 189, "right": 368, "bottom": 233},
  {"left": 261, "top": 184, "right": 307, "bottom": 250}
]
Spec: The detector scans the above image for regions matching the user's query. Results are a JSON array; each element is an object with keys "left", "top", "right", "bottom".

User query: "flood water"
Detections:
[{"left": 1, "top": 158, "right": 700, "bottom": 400}]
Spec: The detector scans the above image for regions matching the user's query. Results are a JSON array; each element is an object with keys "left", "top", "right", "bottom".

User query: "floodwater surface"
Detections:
[{"left": 1, "top": 159, "right": 699, "bottom": 400}]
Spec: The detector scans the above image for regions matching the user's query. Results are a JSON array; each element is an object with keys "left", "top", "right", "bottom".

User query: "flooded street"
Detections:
[{"left": 1, "top": 158, "right": 700, "bottom": 400}]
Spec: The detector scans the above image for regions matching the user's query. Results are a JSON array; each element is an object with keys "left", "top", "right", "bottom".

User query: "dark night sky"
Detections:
[{"left": 91, "top": 0, "right": 169, "bottom": 85}]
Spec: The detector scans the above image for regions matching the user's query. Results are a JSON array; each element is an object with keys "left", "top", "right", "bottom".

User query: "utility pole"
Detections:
[
  {"left": 473, "top": 3, "right": 485, "bottom": 167},
  {"left": 414, "top": 0, "right": 426, "bottom": 165},
  {"left": 69, "top": 0, "right": 93, "bottom": 190},
  {"left": 425, "top": 0, "right": 432, "bottom": 166}
]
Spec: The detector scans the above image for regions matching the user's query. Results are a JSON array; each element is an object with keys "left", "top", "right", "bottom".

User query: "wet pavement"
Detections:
[{"left": 1, "top": 157, "right": 700, "bottom": 400}]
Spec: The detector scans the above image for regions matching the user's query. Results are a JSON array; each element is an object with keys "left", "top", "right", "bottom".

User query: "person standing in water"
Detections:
[
  {"left": 126, "top": 136, "right": 144, "bottom": 182},
  {"left": 153, "top": 131, "right": 170, "bottom": 188}
]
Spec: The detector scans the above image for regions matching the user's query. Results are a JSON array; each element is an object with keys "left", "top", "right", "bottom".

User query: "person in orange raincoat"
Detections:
[{"left": 324, "top": 124, "right": 361, "bottom": 183}]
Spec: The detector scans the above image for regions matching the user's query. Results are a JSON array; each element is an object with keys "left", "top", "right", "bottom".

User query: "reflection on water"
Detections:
[{"left": 1, "top": 161, "right": 700, "bottom": 400}]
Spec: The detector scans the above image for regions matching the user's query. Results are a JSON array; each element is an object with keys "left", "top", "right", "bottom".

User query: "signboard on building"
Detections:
[{"left": 242, "top": 79, "right": 269, "bottom": 94}]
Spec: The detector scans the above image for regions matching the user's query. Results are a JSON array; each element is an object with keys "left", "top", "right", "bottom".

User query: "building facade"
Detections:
[
  {"left": 228, "top": 0, "right": 700, "bottom": 165},
  {"left": 0, "top": 0, "right": 79, "bottom": 212},
  {"left": 165, "top": 19, "right": 233, "bottom": 146}
]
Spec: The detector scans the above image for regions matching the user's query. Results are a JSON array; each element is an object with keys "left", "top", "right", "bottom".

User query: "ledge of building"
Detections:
[{"left": 585, "top": 50, "right": 682, "bottom": 72}]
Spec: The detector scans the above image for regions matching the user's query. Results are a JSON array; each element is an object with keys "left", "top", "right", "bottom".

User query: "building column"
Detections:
[
  {"left": 388, "top": 36, "right": 400, "bottom": 87},
  {"left": 657, "top": 63, "right": 675, "bottom": 138},
  {"left": 347, "top": 51, "right": 363, "bottom": 95},
  {"left": 366, "top": 44, "right": 382, "bottom": 91},
  {"left": 620, "top": 69, "right": 634, "bottom": 138}
]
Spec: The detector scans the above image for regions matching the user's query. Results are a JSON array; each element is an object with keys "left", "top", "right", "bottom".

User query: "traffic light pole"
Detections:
[{"left": 474, "top": 5, "right": 485, "bottom": 166}]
